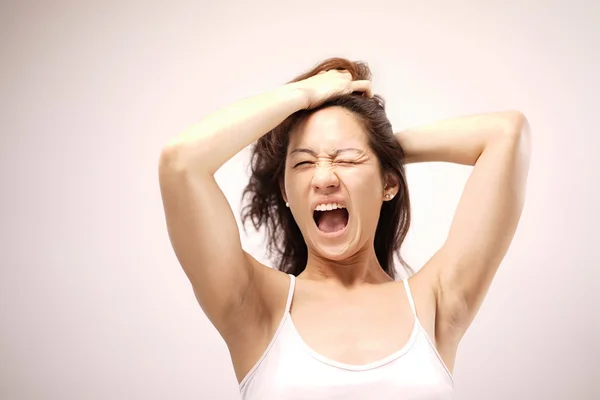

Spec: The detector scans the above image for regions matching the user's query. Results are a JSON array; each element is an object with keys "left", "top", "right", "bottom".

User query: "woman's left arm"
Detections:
[{"left": 395, "top": 110, "right": 532, "bottom": 339}]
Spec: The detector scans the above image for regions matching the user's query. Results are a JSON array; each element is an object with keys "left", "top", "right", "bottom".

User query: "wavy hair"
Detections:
[{"left": 241, "top": 57, "right": 411, "bottom": 279}]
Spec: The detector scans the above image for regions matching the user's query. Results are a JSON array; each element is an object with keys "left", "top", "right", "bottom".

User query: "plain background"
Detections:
[{"left": 1, "top": 1, "right": 598, "bottom": 399}]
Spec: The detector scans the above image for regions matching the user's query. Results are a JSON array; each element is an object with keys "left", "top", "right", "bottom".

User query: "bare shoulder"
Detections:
[
  {"left": 220, "top": 259, "right": 292, "bottom": 382},
  {"left": 221, "top": 258, "right": 291, "bottom": 339},
  {"left": 406, "top": 258, "right": 461, "bottom": 372},
  {"left": 249, "top": 260, "right": 294, "bottom": 325},
  {"left": 404, "top": 265, "right": 439, "bottom": 337}
]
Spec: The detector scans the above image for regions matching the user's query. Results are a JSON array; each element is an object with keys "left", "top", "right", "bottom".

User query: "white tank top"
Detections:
[{"left": 239, "top": 274, "right": 454, "bottom": 399}]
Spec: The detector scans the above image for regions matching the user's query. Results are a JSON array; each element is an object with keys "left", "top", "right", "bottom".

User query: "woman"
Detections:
[{"left": 158, "top": 57, "right": 531, "bottom": 399}]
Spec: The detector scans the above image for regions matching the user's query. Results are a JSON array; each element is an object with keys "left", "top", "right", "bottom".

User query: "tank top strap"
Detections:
[
  {"left": 402, "top": 278, "right": 417, "bottom": 317},
  {"left": 285, "top": 274, "right": 296, "bottom": 313}
]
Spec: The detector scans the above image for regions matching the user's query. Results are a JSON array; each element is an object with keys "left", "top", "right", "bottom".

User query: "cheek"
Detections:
[
  {"left": 344, "top": 171, "right": 385, "bottom": 213},
  {"left": 344, "top": 168, "right": 383, "bottom": 192},
  {"left": 285, "top": 171, "right": 310, "bottom": 198}
]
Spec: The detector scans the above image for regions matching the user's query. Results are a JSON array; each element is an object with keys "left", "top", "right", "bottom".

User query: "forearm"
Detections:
[
  {"left": 160, "top": 83, "right": 308, "bottom": 175},
  {"left": 394, "top": 110, "right": 526, "bottom": 165}
]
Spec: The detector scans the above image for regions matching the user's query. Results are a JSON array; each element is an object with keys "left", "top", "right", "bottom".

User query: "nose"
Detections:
[{"left": 311, "top": 162, "right": 340, "bottom": 192}]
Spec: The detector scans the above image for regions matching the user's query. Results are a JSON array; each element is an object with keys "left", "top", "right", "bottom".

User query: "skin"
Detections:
[
  {"left": 283, "top": 106, "right": 397, "bottom": 285},
  {"left": 158, "top": 70, "right": 531, "bottom": 384},
  {"left": 278, "top": 106, "right": 440, "bottom": 370}
]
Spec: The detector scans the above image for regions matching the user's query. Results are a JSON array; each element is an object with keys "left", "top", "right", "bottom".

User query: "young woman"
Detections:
[{"left": 158, "top": 57, "right": 531, "bottom": 399}]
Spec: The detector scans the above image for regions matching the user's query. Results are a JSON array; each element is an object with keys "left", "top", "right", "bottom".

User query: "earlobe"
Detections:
[
  {"left": 279, "top": 179, "right": 288, "bottom": 207},
  {"left": 383, "top": 173, "right": 400, "bottom": 201}
]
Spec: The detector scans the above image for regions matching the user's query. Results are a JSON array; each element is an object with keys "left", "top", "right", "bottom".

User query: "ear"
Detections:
[{"left": 383, "top": 172, "right": 400, "bottom": 201}]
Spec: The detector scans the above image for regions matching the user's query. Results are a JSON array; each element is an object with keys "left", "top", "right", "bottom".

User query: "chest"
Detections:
[{"left": 289, "top": 286, "right": 416, "bottom": 365}]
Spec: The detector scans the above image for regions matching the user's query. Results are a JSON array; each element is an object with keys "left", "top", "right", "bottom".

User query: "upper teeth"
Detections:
[{"left": 315, "top": 203, "right": 346, "bottom": 211}]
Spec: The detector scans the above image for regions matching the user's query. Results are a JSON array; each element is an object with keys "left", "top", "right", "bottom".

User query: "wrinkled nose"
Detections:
[{"left": 312, "top": 163, "right": 340, "bottom": 192}]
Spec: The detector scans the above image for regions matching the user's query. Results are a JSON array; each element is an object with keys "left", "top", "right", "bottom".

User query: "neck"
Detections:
[{"left": 299, "top": 245, "right": 393, "bottom": 287}]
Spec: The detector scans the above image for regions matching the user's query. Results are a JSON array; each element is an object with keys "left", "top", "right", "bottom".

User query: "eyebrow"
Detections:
[{"left": 289, "top": 147, "right": 363, "bottom": 157}]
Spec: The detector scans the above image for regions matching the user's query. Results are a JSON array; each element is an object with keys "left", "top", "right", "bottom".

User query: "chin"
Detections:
[{"left": 312, "top": 242, "right": 353, "bottom": 261}]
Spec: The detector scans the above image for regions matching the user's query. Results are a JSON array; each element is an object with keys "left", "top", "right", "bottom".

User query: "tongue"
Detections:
[{"left": 318, "top": 209, "right": 348, "bottom": 233}]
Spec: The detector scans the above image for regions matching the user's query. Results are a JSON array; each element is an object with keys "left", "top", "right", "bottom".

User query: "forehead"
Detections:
[{"left": 288, "top": 106, "right": 369, "bottom": 152}]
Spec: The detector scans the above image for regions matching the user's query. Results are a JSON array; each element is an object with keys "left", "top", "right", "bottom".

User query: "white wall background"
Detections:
[{"left": 1, "top": 1, "right": 598, "bottom": 399}]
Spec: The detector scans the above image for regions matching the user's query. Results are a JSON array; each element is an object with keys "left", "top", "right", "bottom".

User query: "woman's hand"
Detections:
[{"left": 292, "top": 69, "right": 374, "bottom": 110}]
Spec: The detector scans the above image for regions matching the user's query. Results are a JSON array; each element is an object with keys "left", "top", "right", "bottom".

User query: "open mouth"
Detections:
[{"left": 313, "top": 208, "right": 350, "bottom": 234}]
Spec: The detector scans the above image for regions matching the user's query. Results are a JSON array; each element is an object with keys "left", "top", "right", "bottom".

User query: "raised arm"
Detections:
[
  {"left": 158, "top": 70, "right": 372, "bottom": 338},
  {"left": 158, "top": 84, "right": 308, "bottom": 336},
  {"left": 396, "top": 110, "right": 532, "bottom": 339}
]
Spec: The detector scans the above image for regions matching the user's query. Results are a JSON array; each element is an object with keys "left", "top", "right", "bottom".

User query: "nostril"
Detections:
[{"left": 314, "top": 181, "right": 339, "bottom": 189}]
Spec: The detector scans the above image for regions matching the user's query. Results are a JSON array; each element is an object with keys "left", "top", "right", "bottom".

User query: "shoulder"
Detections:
[
  {"left": 239, "top": 260, "right": 292, "bottom": 327},
  {"left": 222, "top": 262, "right": 292, "bottom": 382},
  {"left": 405, "top": 260, "right": 462, "bottom": 371},
  {"left": 409, "top": 253, "right": 468, "bottom": 350},
  {"left": 223, "top": 265, "right": 290, "bottom": 347},
  {"left": 405, "top": 268, "right": 439, "bottom": 334}
]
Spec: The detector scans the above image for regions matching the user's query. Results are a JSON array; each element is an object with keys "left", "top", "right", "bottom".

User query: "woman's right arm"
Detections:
[
  {"left": 158, "top": 70, "right": 372, "bottom": 338},
  {"left": 158, "top": 83, "right": 308, "bottom": 336}
]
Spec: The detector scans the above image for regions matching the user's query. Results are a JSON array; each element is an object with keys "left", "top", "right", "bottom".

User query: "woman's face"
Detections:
[{"left": 283, "top": 106, "right": 397, "bottom": 261}]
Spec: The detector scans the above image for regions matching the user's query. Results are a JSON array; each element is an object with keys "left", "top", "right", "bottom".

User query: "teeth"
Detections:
[{"left": 315, "top": 203, "right": 346, "bottom": 211}]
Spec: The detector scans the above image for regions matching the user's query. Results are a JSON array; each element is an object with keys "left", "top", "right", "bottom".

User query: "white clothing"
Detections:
[{"left": 239, "top": 274, "right": 454, "bottom": 399}]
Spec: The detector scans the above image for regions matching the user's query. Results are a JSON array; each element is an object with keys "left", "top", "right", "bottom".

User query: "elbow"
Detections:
[
  {"left": 158, "top": 143, "right": 204, "bottom": 180},
  {"left": 513, "top": 111, "right": 532, "bottom": 156},
  {"left": 500, "top": 110, "right": 532, "bottom": 158},
  {"left": 159, "top": 143, "right": 187, "bottom": 173},
  {"left": 505, "top": 110, "right": 531, "bottom": 141},
  {"left": 158, "top": 141, "right": 213, "bottom": 176},
  {"left": 504, "top": 111, "right": 533, "bottom": 185}
]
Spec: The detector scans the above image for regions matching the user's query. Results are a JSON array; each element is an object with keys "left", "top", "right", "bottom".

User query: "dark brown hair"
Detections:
[{"left": 241, "top": 57, "right": 411, "bottom": 279}]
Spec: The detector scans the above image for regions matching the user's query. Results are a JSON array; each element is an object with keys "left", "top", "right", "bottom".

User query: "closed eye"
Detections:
[
  {"left": 294, "top": 161, "right": 313, "bottom": 168},
  {"left": 293, "top": 160, "right": 357, "bottom": 168}
]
